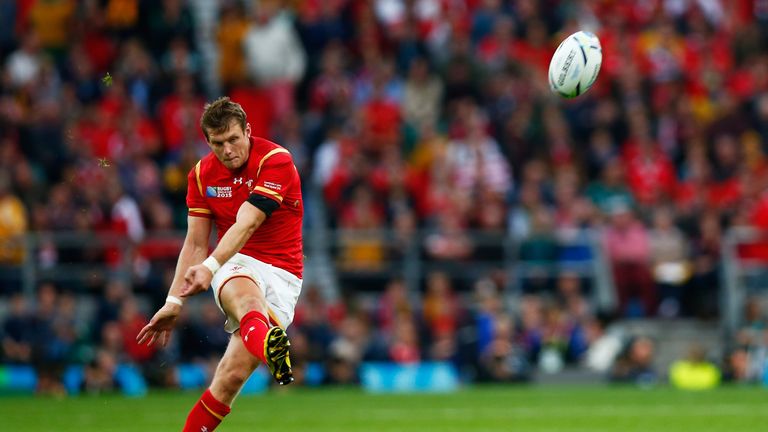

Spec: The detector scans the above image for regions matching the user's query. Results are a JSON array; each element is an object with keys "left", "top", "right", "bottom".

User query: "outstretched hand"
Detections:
[
  {"left": 179, "top": 264, "right": 214, "bottom": 297},
  {"left": 136, "top": 303, "right": 181, "bottom": 347}
]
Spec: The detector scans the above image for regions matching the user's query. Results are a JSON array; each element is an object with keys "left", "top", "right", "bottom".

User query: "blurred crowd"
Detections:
[
  {"left": 3, "top": 275, "right": 766, "bottom": 394},
  {"left": 3, "top": 0, "right": 768, "bottom": 390}
]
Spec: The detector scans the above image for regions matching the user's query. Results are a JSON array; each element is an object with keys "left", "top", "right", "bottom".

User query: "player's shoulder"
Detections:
[
  {"left": 253, "top": 137, "right": 294, "bottom": 166},
  {"left": 254, "top": 137, "right": 291, "bottom": 155},
  {"left": 190, "top": 153, "right": 224, "bottom": 178},
  {"left": 200, "top": 151, "right": 221, "bottom": 169}
]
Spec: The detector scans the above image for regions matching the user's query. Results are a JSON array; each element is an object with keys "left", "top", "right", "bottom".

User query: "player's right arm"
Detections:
[
  {"left": 168, "top": 215, "right": 213, "bottom": 299},
  {"left": 136, "top": 216, "right": 212, "bottom": 347}
]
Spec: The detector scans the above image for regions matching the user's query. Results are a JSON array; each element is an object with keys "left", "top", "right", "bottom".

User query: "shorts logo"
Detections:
[
  {"left": 264, "top": 181, "right": 282, "bottom": 191},
  {"left": 206, "top": 186, "right": 232, "bottom": 198}
]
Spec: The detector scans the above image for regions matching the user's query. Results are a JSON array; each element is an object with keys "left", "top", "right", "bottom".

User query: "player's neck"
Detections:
[{"left": 227, "top": 156, "right": 249, "bottom": 173}]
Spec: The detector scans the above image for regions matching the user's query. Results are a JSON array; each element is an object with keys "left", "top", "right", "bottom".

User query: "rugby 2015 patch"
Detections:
[{"left": 206, "top": 186, "right": 232, "bottom": 198}]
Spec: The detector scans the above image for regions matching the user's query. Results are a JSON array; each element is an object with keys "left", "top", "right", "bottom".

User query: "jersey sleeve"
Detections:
[
  {"left": 186, "top": 161, "right": 213, "bottom": 218},
  {"left": 249, "top": 149, "right": 295, "bottom": 205}
]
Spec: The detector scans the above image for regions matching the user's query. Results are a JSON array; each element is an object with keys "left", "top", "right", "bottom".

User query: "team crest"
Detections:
[{"left": 206, "top": 186, "right": 232, "bottom": 198}]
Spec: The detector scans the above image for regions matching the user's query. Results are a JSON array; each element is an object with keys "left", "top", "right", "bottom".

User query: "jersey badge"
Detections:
[{"left": 206, "top": 186, "right": 233, "bottom": 198}]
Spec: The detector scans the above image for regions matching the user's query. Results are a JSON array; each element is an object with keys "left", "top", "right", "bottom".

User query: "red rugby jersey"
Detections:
[{"left": 186, "top": 137, "right": 303, "bottom": 278}]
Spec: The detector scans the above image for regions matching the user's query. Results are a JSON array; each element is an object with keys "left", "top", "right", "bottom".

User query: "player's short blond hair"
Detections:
[{"left": 200, "top": 96, "right": 247, "bottom": 141}]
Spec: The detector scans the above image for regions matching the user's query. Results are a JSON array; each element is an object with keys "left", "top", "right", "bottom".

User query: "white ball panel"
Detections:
[{"left": 548, "top": 31, "right": 602, "bottom": 98}]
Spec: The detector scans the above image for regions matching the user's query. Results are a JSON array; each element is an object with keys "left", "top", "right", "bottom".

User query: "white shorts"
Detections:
[{"left": 210, "top": 253, "right": 303, "bottom": 333}]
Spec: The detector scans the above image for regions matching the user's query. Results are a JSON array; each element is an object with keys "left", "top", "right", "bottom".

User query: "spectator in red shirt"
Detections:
[
  {"left": 119, "top": 297, "right": 156, "bottom": 364},
  {"left": 512, "top": 19, "right": 552, "bottom": 74},
  {"left": 622, "top": 108, "right": 676, "bottom": 207},
  {"left": 422, "top": 271, "right": 461, "bottom": 340},
  {"left": 388, "top": 316, "right": 421, "bottom": 364},
  {"left": 602, "top": 203, "right": 656, "bottom": 317},
  {"left": 477, "top": 15, "right": 515, "bottom": 73},
  {"left": 309, "top": 42, "right": 354, "bottom": 116},
  {"left": 445, "top": 103, "right": 512, "bottom": 196},
  {"left": 156, "top": 74, "right": 205, "bottom": 153},
  {"left": 674, "top": 141, "right": 711, "bottom": 216}
]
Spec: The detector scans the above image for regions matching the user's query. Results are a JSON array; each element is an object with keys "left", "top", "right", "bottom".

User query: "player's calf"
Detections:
[
  {"left": 183, "top": 389, "right": 231, "bottom": 432},
  {"left": 238, "top": 310, "right": 294, "bottom": 385}
]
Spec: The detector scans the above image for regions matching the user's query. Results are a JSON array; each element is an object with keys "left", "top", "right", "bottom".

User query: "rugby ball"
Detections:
[{"left": 548, "top": 31, "right": 602, "bottom": 98}]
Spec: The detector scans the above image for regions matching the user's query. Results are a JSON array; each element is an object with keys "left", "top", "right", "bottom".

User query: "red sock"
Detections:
[
  {"left": 183, "top": 389, "right": 231, "bottom": 432},
  {"left": 239, "top": 310, "right": 270, "bottom": 364}
]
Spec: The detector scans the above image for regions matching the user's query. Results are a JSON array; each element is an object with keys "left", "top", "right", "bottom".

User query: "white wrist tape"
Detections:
[
  {"left": 166, "top": 295, "right": 184, "bottom": 306},
  {"left": 202, "top": 256, "right": 221, "bottom": 275}
]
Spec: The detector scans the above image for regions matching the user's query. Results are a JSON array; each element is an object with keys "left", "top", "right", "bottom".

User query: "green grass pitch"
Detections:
[{"left": 1, "top": 385, "right": 766, "bottom": 431}]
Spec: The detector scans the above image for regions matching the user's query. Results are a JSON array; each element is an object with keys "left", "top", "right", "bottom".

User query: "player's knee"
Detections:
[{"left": 237, "top": 294, "right": 267, "bottom": 317}]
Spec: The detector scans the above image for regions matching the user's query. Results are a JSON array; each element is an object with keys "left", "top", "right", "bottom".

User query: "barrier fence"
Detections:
[
  {"left": 7, "top": 228, "right": 615, "bottom": 308},
  {"left": 5, "top": 226, "right": 766, "bottom": 335}
]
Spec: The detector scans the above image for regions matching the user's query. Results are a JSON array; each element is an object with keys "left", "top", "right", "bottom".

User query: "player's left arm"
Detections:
[{"left": 179, "top": 202, "right": 268, "bottom": 297}]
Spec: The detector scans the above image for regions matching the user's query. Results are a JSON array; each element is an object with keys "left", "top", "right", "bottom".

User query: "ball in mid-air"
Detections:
[{"left": 548, "top": 31, "right": 602, "bottom": 98}]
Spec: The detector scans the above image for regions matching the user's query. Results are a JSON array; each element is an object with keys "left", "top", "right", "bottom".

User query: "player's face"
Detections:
[{"left": 206, "top": 120, "right": 252, "bottom": 170}]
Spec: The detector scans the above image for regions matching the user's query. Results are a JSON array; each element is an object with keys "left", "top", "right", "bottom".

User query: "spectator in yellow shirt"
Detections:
[
  {"left": 0, "top": 172, "right": 26, "bottom": 263},
  {"left": 216, "top": 1, "right": 250, "bottom": 90},
  {"left": 670, "top": 344, "right": 721, "bottom": 390},
  {"left": 28, "top": 0, "right": 75, "bottom": 59}
]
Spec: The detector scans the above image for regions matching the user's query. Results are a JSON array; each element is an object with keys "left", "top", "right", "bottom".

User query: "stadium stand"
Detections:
[{"left": 2, "top": 0, "right": 768, "bottom": 394}]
